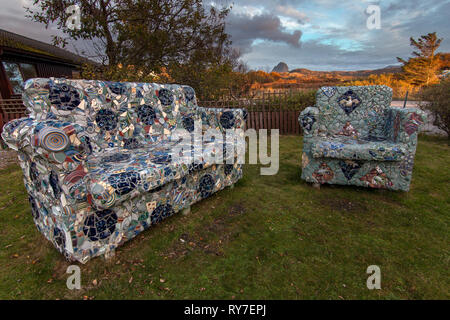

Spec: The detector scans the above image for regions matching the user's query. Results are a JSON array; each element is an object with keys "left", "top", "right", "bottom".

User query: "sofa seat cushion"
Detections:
[
  {"left": 310, "top": 136, "right": 407, "bottom": 161},
  {"left": 85, "top": 137, "right": 242, "bottom": 209}
]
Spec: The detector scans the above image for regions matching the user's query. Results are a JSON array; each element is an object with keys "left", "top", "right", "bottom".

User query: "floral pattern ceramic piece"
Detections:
[{"left": 299, "top": 85, "right": 426, "bottom": 191}]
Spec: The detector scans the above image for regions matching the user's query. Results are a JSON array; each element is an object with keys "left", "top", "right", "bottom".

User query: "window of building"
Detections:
[{"left": 2, "top": 62, "right": 37, "bottom": 94}]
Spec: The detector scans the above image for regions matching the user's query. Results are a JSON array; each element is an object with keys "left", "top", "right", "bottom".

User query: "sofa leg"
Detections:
[
  {"left": 181, "top": 206, "right": 191, "bottom": 216},
  {"left": 104, "top": 248, "right": 115, "bottom": 262},
  {"left": 312, "top": 183, "right": 321, "bottom": 189}
]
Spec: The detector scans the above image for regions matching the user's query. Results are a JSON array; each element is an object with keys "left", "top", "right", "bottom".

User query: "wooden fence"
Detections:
[
  {"left": 199, "top": 91, "right": 307, "bottom": 135},
  {"left": 0, "top": 98, "right": 27, "bottom": 128},
  {"left": 0, "top": 99, "right": 27, "bottom": 148}
]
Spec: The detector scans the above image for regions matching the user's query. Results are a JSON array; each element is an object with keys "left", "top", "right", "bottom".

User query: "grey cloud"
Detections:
[
  {"left": 274, "top": 5, "right": 309, "bottom": 24},
  {"left": 226, "top": 12, "right": 302, "bottom": 53}
]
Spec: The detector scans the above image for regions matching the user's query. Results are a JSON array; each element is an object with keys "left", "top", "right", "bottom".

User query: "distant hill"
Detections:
[
  {"left": 272, "top": 62, "right": 289, "bottom": 73},
  {"left": 288, "top": 65, "right": 402, "bottom": 78}
]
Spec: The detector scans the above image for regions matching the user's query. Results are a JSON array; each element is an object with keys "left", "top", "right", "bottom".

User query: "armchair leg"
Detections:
[{"left": 181, "top": 206, "right": 191, "bottom": 216}]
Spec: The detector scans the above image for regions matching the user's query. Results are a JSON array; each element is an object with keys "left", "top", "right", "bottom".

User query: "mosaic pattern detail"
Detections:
[
  {"left": 301, "top": 114, "right": 316, "bottom": 133},
  {"left": 299, "top": 85, "right": 426, "bottom": 191},
  {"left": 96, "top": 109, "right": 118, "bottom": 131},
  {"left": 311, "top": 137, "right": 407, "bottom": 161},
  {"left": 183, "top": 86, "right": 195, "bottom": 102},
  {"left": 298, "top": 107, "right": 319, "bottom": 136},
  {"left": 337, "top": 122, "right": 358, "bottom": 138},
  {"left": 199, "top": 174, "right": 216, "bottom": 198},
  {"left": 38, "top": 127, "right": 69, "bottom": 152},
  {"left": 312, "top": 163, "right": 334, "bottom": 184},
  {"left": 220, "top": 111, "right": 235, "bottom": 129},
  {"left": 53, "top": 227, "right": 66, "bottom": 252},
  {"left": 1, "top": 78, "right": 246, "bottom": 263},
  {"left": 404, "top": 112, "right": 424, "bottom": 136},
  {"left": 182, "top": 116, "right": 195, "bottom": 132},
  {"left": 158, "top": 88, "right": 174, "bottom": 106},
  {"left": 83, "top": 209, "right": 118, "bottom": 241},
  {"left": 399, "top": 154, "right": 415, "bottom": 177},
  {"left": 49, "top": 83, "right": 81, "bottom": 111},
  {"left": 360, "top": 167, "right": 393, "bottom": 189},
  {"left": 338, "top": 90, "right": 361, "bottom": 115},
  {"left": 151, "top": 204, "right": 174, "bottom": 224},
  {"left": 321, "top": 86, "right": 336, "bottom": 98},
  {"left": 339, "top": 160, "right": 362, "bottom": 181},
  {"left": 137, "top": 104, "right": 157, "bottom": 125}
]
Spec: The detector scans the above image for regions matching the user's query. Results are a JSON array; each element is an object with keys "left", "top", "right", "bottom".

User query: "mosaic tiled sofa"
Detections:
[
  {"left": 1, "top": 78, "right": 246, "bottom": 263},
  {"left": 299, "top": 85, "right": 426, "bottom": 191}
]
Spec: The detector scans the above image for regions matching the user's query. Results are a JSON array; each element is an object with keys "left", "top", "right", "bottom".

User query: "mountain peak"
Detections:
[{"left": 272, "top": 62, "right": 289, "bottom": 73}]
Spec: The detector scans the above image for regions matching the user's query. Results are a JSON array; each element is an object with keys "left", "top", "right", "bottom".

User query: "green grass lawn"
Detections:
[{"left": 0, "top": 135, "right": 448, "bottom": 300}]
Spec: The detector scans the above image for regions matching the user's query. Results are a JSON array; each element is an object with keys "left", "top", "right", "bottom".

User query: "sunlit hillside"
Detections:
[{"left": 248, "top": 65, "right": 402, "bottom": 96}]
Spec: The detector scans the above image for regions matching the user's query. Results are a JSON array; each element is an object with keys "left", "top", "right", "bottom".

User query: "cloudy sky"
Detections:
[{"left": 1, "top": 0, "right": 449, "bottom": 71}]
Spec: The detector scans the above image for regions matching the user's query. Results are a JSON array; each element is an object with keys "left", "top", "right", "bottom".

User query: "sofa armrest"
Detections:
[
  {"left": 2, "top": 118, "right": 93, "bottom": 217},
  {"left": 1, "top": 117, "right": 92, "bottom": 170},
  {"left": 385, "top": 107, "right": 427, "bottom": 145},
  {"left": 299, "top": 106, "right": 319, "bottom": 137},
  {"left": 196, "top": 107, "right": 247, "bottom": 131}
]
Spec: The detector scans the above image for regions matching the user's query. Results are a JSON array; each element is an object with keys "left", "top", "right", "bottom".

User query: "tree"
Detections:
[
  {"left": 26, "top": 0, "right": 231, "bottom": 72},
  {"left": 26, "top": 0, "right": 249, "bottom": 100},
  {"left": 397, "top": 32, "right": 443, "bottom": 86},
  {"left": 168, "top": 47, "right": 251, "bottom": 100}
]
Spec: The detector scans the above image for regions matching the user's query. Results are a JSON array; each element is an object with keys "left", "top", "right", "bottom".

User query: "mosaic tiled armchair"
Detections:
[
  {"left": 299, "top": 85, "right": 426, "bottom": 191},
  {"left": 1, "top": 78, "right": 246, "bottom": 263}
]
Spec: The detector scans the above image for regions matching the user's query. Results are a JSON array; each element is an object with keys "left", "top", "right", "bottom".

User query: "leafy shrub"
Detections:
[{"left": 420, "top": 79, "right": 450, "bottom": 140}]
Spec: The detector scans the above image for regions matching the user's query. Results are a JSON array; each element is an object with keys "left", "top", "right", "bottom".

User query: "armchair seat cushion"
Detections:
[
  {"left": 310, "top": 136, "right": 407, "bottom": 161},
  {"left": 85, "top": 137, "right": 243, "bottom": 209}
]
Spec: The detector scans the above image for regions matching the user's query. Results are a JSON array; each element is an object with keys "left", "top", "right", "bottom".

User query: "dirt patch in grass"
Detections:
[
  {"left": 0, "top": 150, "right": 18, "bottom": 170},
  {"left": 163, "top": 202, "right": 246, "bottom": 259},
  {"left": 228, "top": 202, "right": 246, "bottom": 216}
]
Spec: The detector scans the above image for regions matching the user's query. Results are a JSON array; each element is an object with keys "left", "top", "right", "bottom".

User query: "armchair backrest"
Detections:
[
  {"left": 315, "top": 85, "right": 393, "bottom": 139},
  {"left": 22, "top": 78, "right": 211, "bottom": 152}
]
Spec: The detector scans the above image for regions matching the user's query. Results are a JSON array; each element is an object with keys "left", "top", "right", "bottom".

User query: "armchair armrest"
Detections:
[
  {"left": 385, "top": 107, "right": 427, "bottom": 145},
  {"left": 299, "top": 106, "right": 319, "bottom": 137},
  {"left": 1, "top": 117, "right": 92, "bottom": 170},
  {"left": 196, "top": 107, "right": 247, "bottom": 131}
]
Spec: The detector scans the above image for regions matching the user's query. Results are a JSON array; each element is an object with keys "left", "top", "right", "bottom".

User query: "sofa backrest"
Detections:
[
  {"left": 315, "top": 85, "right": 393, "bottom": 139},
  {"left": 22, "top": 78, "right": 215, "bottom": 152}
]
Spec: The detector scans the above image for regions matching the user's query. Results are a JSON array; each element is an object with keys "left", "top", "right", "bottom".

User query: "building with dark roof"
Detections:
[{"left": 0, "top": 28, "right": 91, "bottom": 99}]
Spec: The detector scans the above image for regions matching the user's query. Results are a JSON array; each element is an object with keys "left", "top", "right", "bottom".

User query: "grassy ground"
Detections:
[{"left": 0, "top": 135, "right": 448, "bottom": 300}]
